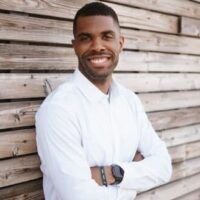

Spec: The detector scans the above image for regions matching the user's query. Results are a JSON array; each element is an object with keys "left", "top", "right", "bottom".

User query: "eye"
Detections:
[
  {"left": 79, "top": 35, "right": 91, "bottom": 42},
  {"left": 103, "top": 33, "right": 114, "bottom": 40}
]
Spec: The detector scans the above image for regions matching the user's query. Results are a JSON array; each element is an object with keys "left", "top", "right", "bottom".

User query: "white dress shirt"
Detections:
[{"left": 35, "top": 69, "right": 172, "bottom": 200}]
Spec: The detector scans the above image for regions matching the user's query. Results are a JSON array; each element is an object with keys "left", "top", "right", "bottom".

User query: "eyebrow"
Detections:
[
  {"left": 77, "top": 30, "right": 116, "bottom": 38},
  {"left": 77, "top": 32, "right": 91, "bottom": 38},
  {"left": 102, "top": 30, "right": 116, "bottom": 36}
]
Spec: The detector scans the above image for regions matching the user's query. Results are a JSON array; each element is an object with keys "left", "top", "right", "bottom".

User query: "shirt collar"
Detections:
[{"left": 72, "top": 68, "right": 120, "bottom": 103}]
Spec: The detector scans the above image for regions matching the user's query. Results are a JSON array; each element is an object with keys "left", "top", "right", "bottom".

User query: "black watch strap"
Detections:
[{"left": 99, "top": 166, "right": 108, "bottom": 187}]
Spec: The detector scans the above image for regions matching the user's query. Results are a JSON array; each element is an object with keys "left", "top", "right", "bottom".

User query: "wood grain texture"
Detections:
[
  {"left": 0, "top": 0, "right": 178, "bottom": 33},
  {"left": 104, "top": 0, "right": 200, "bottom": 19},
  {"left": 158, "top": 124, "right": 200, "bottom": 147},
  {"left": 1, "top": 14, "right": 200, "bottom": 55},
  {"left": 118, "top": 51, "right": 200, "bottom": 72},
  {"left": 171, "top": 157, "right": 200, "bottom": 182},
  {"left": 0, "top": 129, "right": 37, "bottom": 159},
  {"left": 169, "top": 140, "right": 200, "bottom": 163},
  {"left": 0, "top": 73, "right": 68, "bottom": 99},
  {"left": 175, "top": 189, "right": 200, "bottom": 200},
  {"left": 0, "top": 179, "right": 42, "bottom": 199},
  {"left": 0, "top": 13, "right": 72, "bottom": 44},
  {"left": 136, "top": 173, "right": 200, "bottom": 200},
  {"left": 122, "top": 28, "right": 200, "bottom": 55},
  {"left": 181, "top": 17, "right": 200, "bottom": 37},
  {"left": 0, "top": 44, "right": 77, "bottom": 71},
  {"left": 0, "top": 0, "right": 95, "bottom": 19},
  {"left": 115, "top": 73, "right": 200, "bottom": 92},
  {"left": 5, "top": 190, "right": 44, "bottom": 200},
  {"left": 1, "top": 0, "right": 200, "bottom": 20},
  {"left": 0, "top": 155, "right": 41, "bottom": 187},
  {"left": 139, "top": 91, "right": 200, "bottom": 112},
  {"left": 1, "top": 44, "right": 200, "bottom": 72},
  {"left": 104, "top": 2, "right": 178, "bottom": 33},
  {"left": 1, "top": 73, "right": 200, "bottom": 100},
  {"left": 0, "top": 101, "right": 41, "bottom": 130},
  {"left": 149, "top": 107, "right": 200, "bottom": 131}
]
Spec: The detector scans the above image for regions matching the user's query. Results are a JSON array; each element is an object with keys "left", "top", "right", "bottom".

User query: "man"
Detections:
[{"left": 36, "top": 2, "right": 172, "bottom": 200}]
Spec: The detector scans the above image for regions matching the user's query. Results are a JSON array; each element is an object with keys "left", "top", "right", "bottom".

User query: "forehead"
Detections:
[{"left": 75, "top": 16, "right": 119, "bottom": 35}]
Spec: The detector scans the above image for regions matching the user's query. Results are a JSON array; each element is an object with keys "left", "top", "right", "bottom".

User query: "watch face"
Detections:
[{"left": 112, "top": 165, "right": 124, "bottom": 184}]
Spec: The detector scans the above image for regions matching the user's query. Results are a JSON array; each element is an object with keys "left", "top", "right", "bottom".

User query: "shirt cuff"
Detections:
[{"left": 116, "top": 161, "right": 155, "bottom": 191}]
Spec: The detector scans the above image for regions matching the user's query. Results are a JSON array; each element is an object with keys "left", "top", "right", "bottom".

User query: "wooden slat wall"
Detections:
[{"left": 0, "top": 0, "right": 200, "bottom": 199}]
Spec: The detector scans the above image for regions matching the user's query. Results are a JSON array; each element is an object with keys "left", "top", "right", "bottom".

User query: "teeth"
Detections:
[{"left": 90, "top": 57, "right": 108, "bottom": 64}]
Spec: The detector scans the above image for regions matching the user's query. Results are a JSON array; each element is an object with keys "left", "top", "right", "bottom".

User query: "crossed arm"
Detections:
[
  {"left": 36, "top": 103, "right": 172, "bottom": 199},
  {"left": 90, "top": 151, "right": 144, "bottom": 186}
]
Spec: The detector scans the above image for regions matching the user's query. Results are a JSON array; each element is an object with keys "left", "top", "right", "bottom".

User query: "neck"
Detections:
[
  {"left": 78, "top": 67, "right": 113, "bottom": 94},
  {"left": 92, "top": 78, "right": 112, "bottom": 94}
]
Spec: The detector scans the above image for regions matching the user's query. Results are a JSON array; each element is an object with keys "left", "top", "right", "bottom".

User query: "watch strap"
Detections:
[{"left": 99, "top": 166, "right": 107, "bottom": 186}]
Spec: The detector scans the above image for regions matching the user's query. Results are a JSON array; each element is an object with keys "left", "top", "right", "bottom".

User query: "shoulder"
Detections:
[
  {"left": 116, "top": 82, "right": 144, "bottom": 112},
  {"left": 36, "top": 80, "right": 81, "bottom": 119}
]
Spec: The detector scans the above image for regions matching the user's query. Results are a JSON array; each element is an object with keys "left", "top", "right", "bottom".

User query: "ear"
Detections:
[{"left": 119, "top": 35, "right": 124, "bottom": 52}]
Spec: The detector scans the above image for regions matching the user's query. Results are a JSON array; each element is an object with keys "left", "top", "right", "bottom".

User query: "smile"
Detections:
[{"left": 89, "top": 57, "right": 109, "bottom": 64}]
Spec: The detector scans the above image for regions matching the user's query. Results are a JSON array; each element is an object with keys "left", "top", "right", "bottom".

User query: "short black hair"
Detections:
[{"left": 73, "top": 2, "right": 120, "bottom": 36}]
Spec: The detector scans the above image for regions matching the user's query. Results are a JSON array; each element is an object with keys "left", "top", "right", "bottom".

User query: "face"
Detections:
[{"left": 72, "top": 16, "right": 124, "bottom": 83}]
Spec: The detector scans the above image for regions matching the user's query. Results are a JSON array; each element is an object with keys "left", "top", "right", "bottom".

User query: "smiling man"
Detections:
[{"left": 35, "top": 2, "right": 172, "bottom": 200}]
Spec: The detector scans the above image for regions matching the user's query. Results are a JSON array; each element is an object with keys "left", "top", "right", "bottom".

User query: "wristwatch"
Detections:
[{"left": 111, "top": 165, "right": 124, "bottom": 185}]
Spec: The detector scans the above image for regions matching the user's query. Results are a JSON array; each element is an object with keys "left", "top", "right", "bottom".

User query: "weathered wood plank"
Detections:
[
  {"left": 0, "top": 13, "right": 72, "bottom": 44},
  {"left": 0, "top": 0, "right": 178, "bottom": 33},
  {"left": 0, "top": 44, "right": 77, "bottom": 71},
  {"left": 1, "top": 44, "right": 200, "bottom": 72},
  {"left": 0, "top": 155, "right": 42, "bottom": 187},
  {"left": 0, "top": 179, "right": 42, "bottom": 199},
  {"left": 5, "top": 190, "right": 44, "bottom": 200},
  {"left": 1, "top": 100, "right": 200, "bottom": 131},
  {"left": 139, "top": 91, "right": 200, "bottom": 112},
  {"left": 175, "top": 189, "right": 200, "bottom": 200},
  {"left": 0, "top": 0, "right": 94, "bottom": 19},
  {"left": 104, "top": 0, "right": 200, "bottom": 19},
  {"left": 104, "top": 2, "right": 178, "bottom": 33},
  {"left": 172, "top": 157, "right": 200, "bottom": 182},
  {"left": 181, "top": 17, "right": 200, "bottom": 37},
  {"left": 1, "top": 73, "right": 200, "bottom": 99},
  {"left": 0, "top": 14, "right": 200, "bottom": 55},
  {"left": 0, "top": 129, "right": 37, "bottom": 159},
  {"left": 183, "top": 141, "right": 200, "bottom": 161},
  {"left": 1, "top": 0, "right": 200, "bottom": 21},
  {"left": 135, "top": 173, "right": 200, "bottom": 200},
  {"left": 149, "top": 107, "right": 200, "bottom": 131},
  {"left": 158, "top": 124, "right": 200, "bottom": 147},
  {"left": 169, "top": 141, "right": 200, "bottom": 163},
  {"left": 118, "top": 51, "right": 200, "bottom": 72},
  {"left": 115, "top": 73, "right": 200, "bottom": 92},
  {"left": 0, "top": 101, "right": 41, "bottom": 130},
  {"left": 0, "top": 73, "right": 68, "bottom": 99},
  {"left": 122, "top": 28, "right": 200, "bottom": 55}
]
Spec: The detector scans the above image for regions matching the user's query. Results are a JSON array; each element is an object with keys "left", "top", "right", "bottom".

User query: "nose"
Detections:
[{"left": 91, "top": 38, "right": 105, "bottom": 52}]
